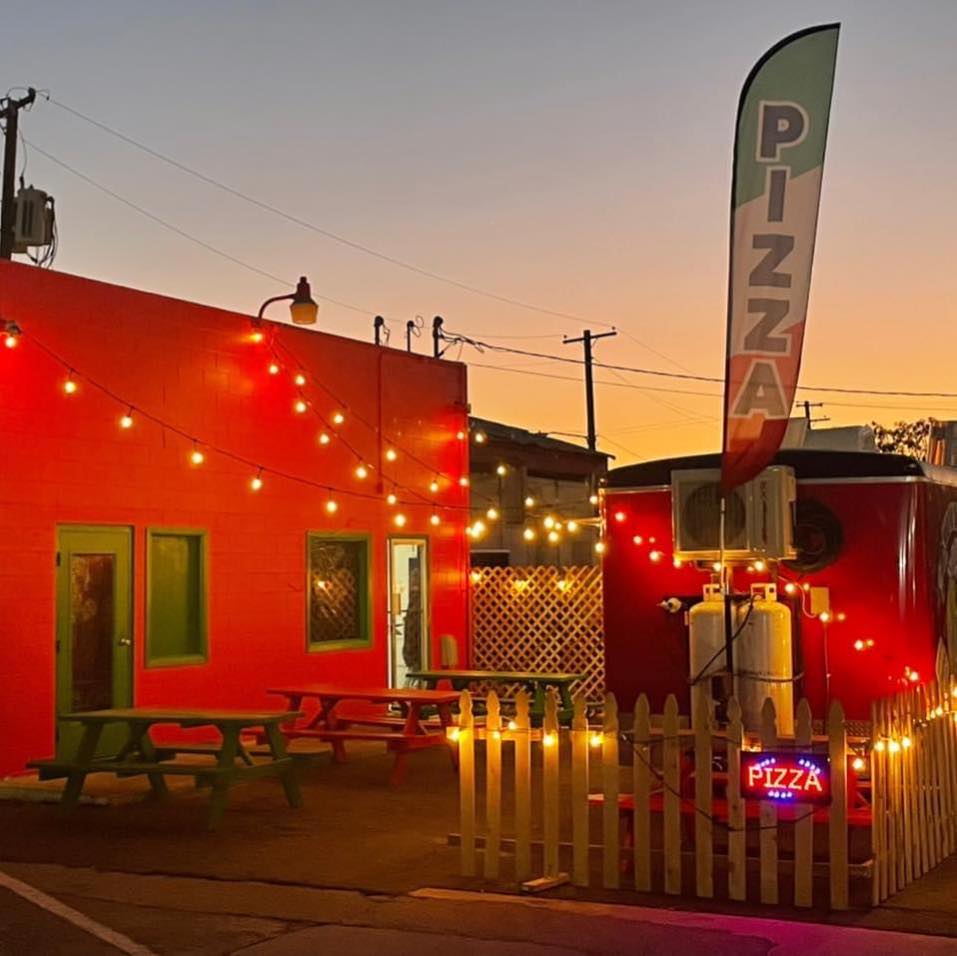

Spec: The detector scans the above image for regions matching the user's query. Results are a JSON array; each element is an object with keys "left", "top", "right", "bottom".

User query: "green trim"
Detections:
[
  {"left": 145, "top": 528, "right": 209, "bottom": 668},
  {"left": 305, "top": 531, "right": 373, "bottom": 653}
]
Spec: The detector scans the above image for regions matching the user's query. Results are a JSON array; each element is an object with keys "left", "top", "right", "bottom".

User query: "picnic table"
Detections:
[
  {"left": 268, "top": 684, "right": 460, "bottom": 785},
  {"left": 28, "top": 708, "right": 302, "bottom": 830},
  {"left": 407, "top": 669, "right": 584, "bottom": 725}
]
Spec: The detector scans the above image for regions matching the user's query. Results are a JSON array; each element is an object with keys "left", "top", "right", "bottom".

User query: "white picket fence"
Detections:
[
  {"left": 456, "top": 686, "right": 854, "bottom": 908},
  {"left": 870, "top": 647, "right": 957, "bottom": 903}
]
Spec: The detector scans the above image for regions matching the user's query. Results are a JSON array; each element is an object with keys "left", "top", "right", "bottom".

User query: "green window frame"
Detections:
[
  {"left": 146, "top": 528, "right": 208, "bottom": 667},
  {"left": 306, "top": 532, "right": 372, "bottom": 651}
]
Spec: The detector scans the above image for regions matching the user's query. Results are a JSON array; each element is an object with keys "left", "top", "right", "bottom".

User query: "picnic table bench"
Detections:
[
  {"left": 407, "top": 669, "right": 584, "bottom": 725},
  {"left": 28, "top": 708, "right": 302, "bottom": 830},
  {"left": 268, "top": 684, "right": 460, "bottom": 785}
]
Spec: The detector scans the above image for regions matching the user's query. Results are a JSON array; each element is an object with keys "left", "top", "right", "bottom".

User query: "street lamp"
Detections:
[{"left": 255, "top": 276, "right": 319, "bottom": 327}]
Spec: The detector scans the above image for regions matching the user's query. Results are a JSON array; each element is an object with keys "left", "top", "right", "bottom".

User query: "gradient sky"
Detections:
[{"left": 5, "top": 1, "right": 956, "bottom": 464}]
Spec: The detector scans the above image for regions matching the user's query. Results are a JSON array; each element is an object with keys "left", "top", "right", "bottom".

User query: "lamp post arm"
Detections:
[{"left": 254, "top": 293, "right": 294, "bottom": 326}]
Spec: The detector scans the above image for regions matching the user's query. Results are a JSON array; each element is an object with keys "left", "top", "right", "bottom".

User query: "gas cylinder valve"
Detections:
[{"left": 659, "top": 597, "right": 683, "bottom": 614}]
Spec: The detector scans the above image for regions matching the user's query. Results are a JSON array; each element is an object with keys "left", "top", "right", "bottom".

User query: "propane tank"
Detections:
[
  {"left": 734, "top": 583, "right": 794, "bottom": 734},
  {"left": 688, "top": 584, "right": 735, "bottom": 728}
]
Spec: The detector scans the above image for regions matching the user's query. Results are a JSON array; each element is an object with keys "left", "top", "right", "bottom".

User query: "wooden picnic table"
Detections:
[
  {"left": 268, "top": 684, "right": 460, "bottom": 785},
  {"left": 407, "top": 669, "right": 584, "bottom": 725},
  {"left": 28, "top": 708, "right": 303, "bottom": 830}
]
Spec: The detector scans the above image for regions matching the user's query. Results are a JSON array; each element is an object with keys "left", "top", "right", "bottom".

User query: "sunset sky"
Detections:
[{"left": 6, "top": 1, "right": 956, "bottom": 464}]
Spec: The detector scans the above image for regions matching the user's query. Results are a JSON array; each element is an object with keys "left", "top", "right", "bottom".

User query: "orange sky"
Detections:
[{"left": 5, "top": 2, "right": 956, "bottom": 465}]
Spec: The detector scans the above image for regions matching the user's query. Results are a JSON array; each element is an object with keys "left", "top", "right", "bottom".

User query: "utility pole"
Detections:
[
  {"left": 563, "top": 328, "right": 617, "bottom": 451},
  {"left": 0, "top": 88, "right": 36, "bottom": 260},
  {"left": 801, "top": 400, "right": 829, "bottom": 431}
]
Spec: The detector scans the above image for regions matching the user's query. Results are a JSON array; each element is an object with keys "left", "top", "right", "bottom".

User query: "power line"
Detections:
[
  {"left": 43, "top": 95, "right": 626, "bottom": 331},
  {"left": 443, "top": 329, "right": 957, "bottom": 400}
]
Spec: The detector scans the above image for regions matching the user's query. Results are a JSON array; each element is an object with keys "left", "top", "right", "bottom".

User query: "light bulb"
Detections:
[
  {"left": 355, "top": 464, "right": 369, "bottom": 480},
  {"left": 543, "top": 516, "right": 555, "bottom": 529},
  {"left": 249, "top": 331, "right": 264, "bottom": 344},
  {"left": 318, "top": 432, "right": 331, "bottom": 446},
  {"left": 63, "top": 377, "right": 78, "bottom": 395},
  {"left": 649, "top": 550, "right": 662, "bottom": 563},
  {"left": 524, "top": 496, "right": 535, "bottom": 508},
  {"left": 567, "top": 520, "right": 579, "bottom": 533},
  {"left": 429, "top": 479, "right": 440, "bottom": 493},
  {"left": 474, "top": 432, "right": 486, "bottom": 444},
  {"left": 595, "top": 541, "right": 606, "bottom": 555},
  {"left": 430, "top": 513, "right": 440, "bottom": 526},
  {"left": 190, "top": 448, "right": 205, "bottom": 465},
  {"left": 459, "top": 476, "right": 469, "bottom": 487},
  {"left": 819, "top": 611, "right": 831, "bottom": 624},
  {"left": 386, "top": 448, "right": 398, "bottom": 462},
  {"left": 902, "top": 736, "right": 912, "bottom": 749},
  {"left": 784, "top": 582, "right": 797, "bottom": 595},
  {"left": 387, "top": 492, "right": 398, "bottom": 506},
  {"left": 753, "top": 560, "right": 766, "bottom": 572},
  {"left": 852, "top": 756, "right": 865, "bottom": 771},
  {"left": 874, "top": 740, "right": 885, "bottom": 753},
  {"left": 456, "top": 430, "right": 466, "bottom": 441},
  {"left": 325, "top": 499, "right": 338, "bottom": 514},
  {"left": 542, "top": 732, "right": 556, "bottom": 748},
  {"left": 589, "top": 494, "right": 599, "bottom": 506},
  {"left": 394, "top": 513, "right": 407, "bottom": 528},
  {"left": 854, "top": 639, "right": 865, "bottom": 651},
  {"left": 294, "top": 399, "right": 308, "bottom": 414},
  {"left": 294, "top": 373, "right": 306, "bottom": 386},
  {"left": 712, "top": 561, "right": 722, "bottom": 572},
  {"left": 547, "top": 530, "right": 560, "bottom": 544},
  {"left": 888, "top": 740, "right": 901, "bottom": 754},
  {"left": 250, "top": 473, "right": 264, "bottom": 491},
  {"left": 470, "top": 570, "right": 482, "bottom": 584},
  {"left": 448, "top": 727, "right": 460, "bottom": 742},
  {"left": 673, "top": 557, "right": 683, "bottom": 568},
  {"left": 496, "top": 464, "right": 507, "bottom": 477},
  {"left": 590, "top": 734, "right": 603, "bottom": 749},
  {"left": 614, "top": 511, "right": 626, "bottom": 522},
  {"left": 633, "top": 535, "right": 643, "bottom": 545},
  {"left": 268, "top": 362, "right": 280, "bottom": 375},
  {"left": 4, "top": 333, "right": 18, "bottom": 349},
  {"left": 332, "top": 411, "right": 345, "bottom": 426},
  {"left": 486, "top": 507, "right": 499, "bottom": 521},
  {"left": 119, "top": 410, "right": 134, "bottom": 429},
  {"left": 523, "top": 528, "right": 535, "bottom": 542}
]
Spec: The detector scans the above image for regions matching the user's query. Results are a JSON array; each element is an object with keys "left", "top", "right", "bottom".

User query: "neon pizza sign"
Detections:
[{"left": 740, "top": 752, "right": 831, "bottom": 806}]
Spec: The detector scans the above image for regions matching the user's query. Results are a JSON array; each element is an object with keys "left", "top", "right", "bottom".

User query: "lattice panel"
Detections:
[{"left": 469, "top": 565, "right": 605, "bottom": 701}]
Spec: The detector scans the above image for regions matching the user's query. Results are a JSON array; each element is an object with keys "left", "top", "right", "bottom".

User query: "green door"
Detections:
[{"left": 55, "top": 526, "right": 133, "bottom": 758}]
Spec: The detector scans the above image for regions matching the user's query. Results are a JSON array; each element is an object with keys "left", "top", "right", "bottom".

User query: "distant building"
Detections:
[{"left": 468, "top": 416, "right": 610, "bottom": 567}]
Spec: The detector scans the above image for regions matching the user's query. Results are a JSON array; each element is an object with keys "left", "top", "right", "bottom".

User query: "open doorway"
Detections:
[{"left": 388, "top": 538, "right": 429, "bottom": 685}]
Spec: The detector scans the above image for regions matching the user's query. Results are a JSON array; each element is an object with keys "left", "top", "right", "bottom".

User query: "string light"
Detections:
[
  {"left": 317, "top": 431, "right": 331, "bottom": 446},
  {"left": 547, "top": 530, "right": 560, "bottom": 544},
  {"left": 595, "top": 540, "right": 606, "bottom": 555},
  {"left": 496, "top": 464, "right": 507, "bottom": 477},
  {"left": 325, "top": 499, "right": 338, "bottom": 514},
  {"left": 332, "top": 411, "right": 345, "bottom": 426},
  {"left": 753, "top": 560, "right": 766, "bottom": 572},
  {"left": 268, "top": 362, "right": 280, "bottom": 375},
  {"left": 430, "top": 513, "right": 441, "bottom": 526},
  {"left": 250, "top": 470, "right": 264, "bottom": 491},
  {"left": 470, "top": 570, "right": 482, "bottom": 584},
  {"left": 712, "top": 561, "right": 722, "bottom": 572},
  {"left": 888, "top": 739, "right": 901, "bottom": 754},
  {"left": 819, "top": 611, "right": 832, "bottom": 624},
  {"left": 543, "top": 516, "right": 555, "bottom": 529},
  {"left": 874, "top": 740, "right": 885, "bottom": 753},
  {"left": 429, "top": 478, "right": 440, "bottom": 493},
  {"left": 63, "top": 374, "right": 78, "bottom": 395},
  {"left": 507, "top": 720, "right": 518, "bottom": 732},
  {"left": 542, "top": 732, "right": 557, "bottom": 747},
  {"left": 394, "top": 513, "right": 407, "bottom": 528},
  {"left": 524, "top": 496, "right": 535, "bottom": 508},
  {"left": 355, "top": 463, "right": 369, "bottom": 480},
  {"left": 589, "top": 494, "right": 599, "bottom": 506},
  {"left": 523, "top": 528, "right": 536, "bottom": 542},
  {"left": 633, "top": 535, "right": 643, "bottom": 545},
  {"left": 294, "top": 398, "right": 308, "bottom": 414},
  {"left": 119, "top": 408, "right": 134, "bottom": 429},
  {"left": 486, "top": 507, "right": 499, "bottom": 521},
  {"left": 614, "top": 511, "right": 626, "bottom": 522},
  {"left": 459, "top": 476, "right": 469, "bottom": 488},
  {"left": 189, "top": 445, "right": 205, "bottom": 465},
  {"left": 456, "top": 430, "right": 466, "bottom": 441},
  {"left": 4, "top": 332, "right": 19, "bottom": 349},
  {"left": 590, "top": 733, "right": 603, "bottom": 748},
  {"left": 673, "top": 557, "right": 683, "bottom": 568},
  {"left": 249, "top": 331, "right": 265, "bottom": 344},
  {"left": 387, "top": 492, "right": 398, "bottom": 506},
  {"left": 473, "top": 431, "right": 486, "bottom": 444},
  {"left": 386, "top": 448, "right": 398, "bottom": 462},
  {"left": 852, "top": 756, "right": 866, "bottom": 771},
  {"left": 902, "top": 736, "right": 912, "bottom": 749},
  {"left": 649, "top": 550, "right": 662, "bottom": 563},
  {"left": 566, "top": 520, "right": 579, "bottom": 533},
  {"left": 472, "top": 520, "right": 487, "bottom": 535},
  {"left": 784, "top": 582, "right": 797, "bottom": 595},
  {"left": 294, "top": 373, "right": 306, "bottom": 386},
  {"left": 448, "top": 727, "right": 460, "bottom": 742}
]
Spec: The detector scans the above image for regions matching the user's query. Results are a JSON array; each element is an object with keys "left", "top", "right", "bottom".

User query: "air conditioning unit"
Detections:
[
  {"left": 671, "top": 466, "right": 796, "bottom": 560},
  {"left": 13, "top": 186, "right": 54, "bottom": 252}
]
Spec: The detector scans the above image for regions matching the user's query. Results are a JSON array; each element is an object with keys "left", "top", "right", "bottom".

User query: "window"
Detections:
[
  {"left": 307, "top": 534, "right": 370, "bottom": 650},
  {"left": 147, "top": 530, "right": 207, "bottom": 665}
]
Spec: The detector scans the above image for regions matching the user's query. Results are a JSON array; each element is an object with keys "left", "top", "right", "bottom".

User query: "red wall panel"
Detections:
[{"left": 0, "top": 262, "right": 470, "bottom": 775}]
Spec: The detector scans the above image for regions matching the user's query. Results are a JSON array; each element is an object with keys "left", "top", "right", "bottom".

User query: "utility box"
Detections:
[{"left": 13, "top": 186, "right": 54, "bottom": 252}]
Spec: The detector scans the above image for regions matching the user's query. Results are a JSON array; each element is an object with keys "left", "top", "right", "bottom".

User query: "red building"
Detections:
[
  {"left": 0, "top": 262, "right": 470, "bottom": 776},
  {"left": 602, "top": 451, "right": 957, "bottom": 723}
]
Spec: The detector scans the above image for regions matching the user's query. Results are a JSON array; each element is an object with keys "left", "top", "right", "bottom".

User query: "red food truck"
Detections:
[{"left": 601, "top": 449, "right": 957, "bottom": 726}]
